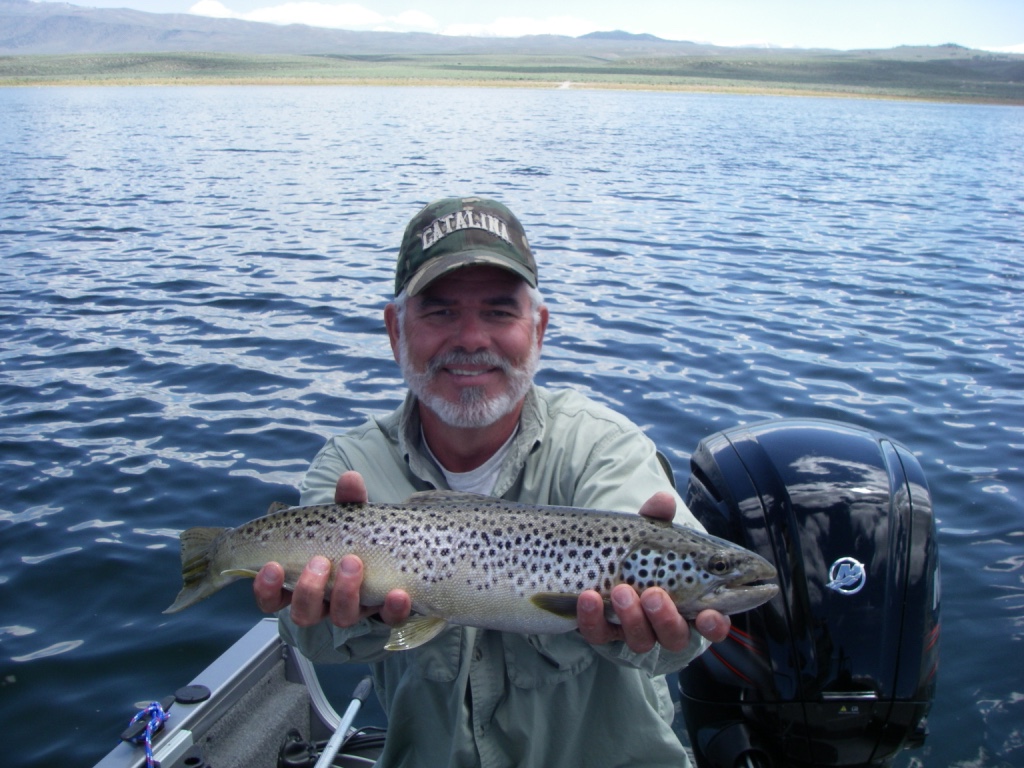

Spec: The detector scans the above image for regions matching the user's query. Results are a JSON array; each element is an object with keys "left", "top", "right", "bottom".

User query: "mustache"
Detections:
[{"left": 424, "top": 350, "right": 513, "bottom": 376}]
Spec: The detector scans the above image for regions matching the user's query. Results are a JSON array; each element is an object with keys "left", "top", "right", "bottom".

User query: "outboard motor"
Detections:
[{"left": 679, "top": 419, "right": 939, "bottom": 768}]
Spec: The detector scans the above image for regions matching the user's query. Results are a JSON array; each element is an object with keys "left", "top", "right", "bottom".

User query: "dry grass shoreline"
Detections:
[
  {"left": 2, "top": 52, "right": 1022, "bottom": 105},
  {"left": 4, "top": 78, "right": 1017, "bottom": 106}
]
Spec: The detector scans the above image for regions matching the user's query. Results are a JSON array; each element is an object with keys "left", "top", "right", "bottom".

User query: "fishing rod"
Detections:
[{"left": 314, "top": 676, "right": 374, "bottom": 768}]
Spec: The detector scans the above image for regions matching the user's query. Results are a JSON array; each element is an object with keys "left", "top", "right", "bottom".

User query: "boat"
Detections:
[
  {"left": 94, "top": 418, "right": 939, "bottom": 768},
  {"left": 94, "top": 617, "right": 383, "bottom": 768}
]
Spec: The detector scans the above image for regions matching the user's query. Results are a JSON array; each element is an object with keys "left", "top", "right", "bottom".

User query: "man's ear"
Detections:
[
  {"left": 384, "top": 302, "right": 401, "bottom": 363},
  {"left": 536, "top": 304, "right": 550, "bottom": 349}
]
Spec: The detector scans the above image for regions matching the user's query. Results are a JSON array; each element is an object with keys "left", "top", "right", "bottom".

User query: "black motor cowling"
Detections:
[{"left": 679, "top": 419, "right": 939, "bottom": 768}]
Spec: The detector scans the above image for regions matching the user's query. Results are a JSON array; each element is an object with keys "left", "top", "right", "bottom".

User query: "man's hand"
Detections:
[
  {"left": 252, "top": 471, "right": 412, "bottom": 628},
  {"left": 576, "top": 491, "right": 731, "bottom": 653}
]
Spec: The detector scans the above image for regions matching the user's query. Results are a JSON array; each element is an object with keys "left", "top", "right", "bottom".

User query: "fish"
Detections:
[{"left": 165, "top": 490, "right": 778, "bottom": 651}]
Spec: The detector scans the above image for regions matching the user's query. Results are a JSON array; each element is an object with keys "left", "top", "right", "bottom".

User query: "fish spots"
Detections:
[
  {"left": 619, "top": 545, "right": 699, "bottom": 594},
  {"left": 231, "top": 496, "right": 748, "bottom": 612}
]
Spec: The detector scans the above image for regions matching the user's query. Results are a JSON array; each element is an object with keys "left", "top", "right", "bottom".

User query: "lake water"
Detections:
[{"left": 1, "top": 85, "right": 1022, "bottom": 768}]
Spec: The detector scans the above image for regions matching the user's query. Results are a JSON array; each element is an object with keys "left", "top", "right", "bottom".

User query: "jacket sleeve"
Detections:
[
  {"left": 277, "top": 612, "right": 394, "bottom": 664},
  {"left": 563, "top": 416, "right": 705, "bottom": 533},
  {"left": 298, "top": 436, "right": 349, "bottom": 505},
  {"left": 587, "top": 623, "right": 708, "bottom": 676}
]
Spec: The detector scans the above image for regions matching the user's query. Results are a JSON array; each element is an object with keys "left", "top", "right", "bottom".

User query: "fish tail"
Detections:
[{"left": 163, "top": 527, "right": 234, "bottom": 614}]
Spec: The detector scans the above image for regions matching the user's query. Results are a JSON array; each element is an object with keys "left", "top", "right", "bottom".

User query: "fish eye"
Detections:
[{"left": 708, "top": 555, "right": 730, "bottom": 574}]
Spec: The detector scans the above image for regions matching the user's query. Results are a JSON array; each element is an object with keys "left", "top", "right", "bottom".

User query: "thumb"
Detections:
[{"left": 335, "top": 471, "right": 368, "bottom": 504}]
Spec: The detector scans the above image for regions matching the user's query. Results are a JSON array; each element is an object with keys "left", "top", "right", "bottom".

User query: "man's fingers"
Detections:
[
  {"left": 640, "top": 588, "right": 690, "bottom": 653},
  {"left": 637, "top": 491, "right": 676, "bottom": 523},
  {"left": 328, "top": 555, "right": 365, "bottom": 627},
  {"left": 378, "top": 589, "right": 412, "bottom": 626},
  {"left": 694, "top": 609, "right": 732, "bottom": 643},
  {"left": 335, "top": 471, "right": 369, "bottom": 504},
  {"left": 254, "top": 562, "right": 290, "bottom": 613},
  {"left": 611, "top": 584, "right": 657, "bottom": 654},
  {"left": 290, "top": 556, "right": 332, "bottom": 627},
  {"left": 577, "top": 590, "right": 621, "bottom": 645}
]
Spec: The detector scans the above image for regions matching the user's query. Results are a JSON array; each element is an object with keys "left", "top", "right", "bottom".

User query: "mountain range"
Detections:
[{"left": 0, "top": 0, "right": 1001, "bottom": 59}]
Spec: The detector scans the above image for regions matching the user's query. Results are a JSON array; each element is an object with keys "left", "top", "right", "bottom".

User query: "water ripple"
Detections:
[{"left": 1, "top": 86, "right": 1022, "bottom": 768}]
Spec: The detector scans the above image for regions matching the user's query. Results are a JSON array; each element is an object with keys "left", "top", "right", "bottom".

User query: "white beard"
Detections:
[{"left": 399, "top": 334, "right": 540, "bottom": 429}]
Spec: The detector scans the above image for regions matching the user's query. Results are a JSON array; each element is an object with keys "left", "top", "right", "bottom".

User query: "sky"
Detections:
[{"left": 60, "top": 0, "right": 1024, "bottom": 53}]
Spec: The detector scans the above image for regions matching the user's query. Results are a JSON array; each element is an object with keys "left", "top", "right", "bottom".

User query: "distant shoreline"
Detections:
[
  {"left": 2, "top": 53, "right": 1022, "bottom": 105},
  {"left": 0, "top": 79, "right": 1008, "bottom": 105},
  {"left": 2, "top": 79, "right": 1018, "bottom": 106}
]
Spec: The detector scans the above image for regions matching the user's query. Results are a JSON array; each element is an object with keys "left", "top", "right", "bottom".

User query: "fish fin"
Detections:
[
  {"left": 266, "top": 501, "right": 293, "bottom": 514},
  {"left": 531, "top": 593, "right": 623, "bottom": 625},
  {"left": 164, "top": 527, "right": 238, "bottom": 614},
  {"left": 404, "top": 490, "right": 490, "bottom": 506},
  {"left": 530, "top": 592, "right": 581, "bottom": 619},
  {"left": 222, "top": 568, "right": 260, "bottom": 579},
  {"left": 384, "top": 616, "right": 449, "bottom": 651}
]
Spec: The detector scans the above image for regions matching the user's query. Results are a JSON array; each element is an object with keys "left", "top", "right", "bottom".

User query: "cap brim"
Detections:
[{"left": 404, "top": 250, "right": 538, "bottom": 296}]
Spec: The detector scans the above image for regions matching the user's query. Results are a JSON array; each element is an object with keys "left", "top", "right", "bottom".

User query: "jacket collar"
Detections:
[{"left": 397, "top": 386, "right": 545, "bottom": 495}]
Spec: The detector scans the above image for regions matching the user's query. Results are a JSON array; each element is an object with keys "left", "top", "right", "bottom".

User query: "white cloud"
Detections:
[
  {"left": 989, "top": 42, "right": 1024, "bottom": 54},
  {"left": 188, "top": 1, "right": 439, "bottom": 33},
  {"left": 189, "top": 0, "right": 235, "bottom": 19}
]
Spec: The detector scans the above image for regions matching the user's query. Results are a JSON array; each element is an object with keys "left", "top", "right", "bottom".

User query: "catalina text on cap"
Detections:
[{"left": 421, "top": 209, "right": 514, "bottom": 250}]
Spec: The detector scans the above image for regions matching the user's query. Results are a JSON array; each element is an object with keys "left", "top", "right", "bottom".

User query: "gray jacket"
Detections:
[{"left": 280, "top": 386, "right": 708, "bottom": 767}]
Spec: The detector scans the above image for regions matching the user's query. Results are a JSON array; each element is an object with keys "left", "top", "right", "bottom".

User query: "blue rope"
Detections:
[{"left": 127, "top": 701, "right": 169, "bottom": 768}]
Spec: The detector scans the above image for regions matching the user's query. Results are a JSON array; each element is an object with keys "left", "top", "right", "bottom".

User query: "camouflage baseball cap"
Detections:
[{"left": 395, "top": 196, "right": 537, "bottom": 296}]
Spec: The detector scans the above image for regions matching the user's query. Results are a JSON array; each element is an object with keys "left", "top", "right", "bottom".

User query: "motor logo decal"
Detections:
[{"left": 826, "top": 556, "right": 866, "bottom": 595}]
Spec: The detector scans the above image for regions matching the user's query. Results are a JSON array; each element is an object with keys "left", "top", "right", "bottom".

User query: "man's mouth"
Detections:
[
  {"left": 431, "top": 352, "right": 509, "bottom": 380},
  {"left": 446, "top": 367, "right": 497, "bottom": 376}
]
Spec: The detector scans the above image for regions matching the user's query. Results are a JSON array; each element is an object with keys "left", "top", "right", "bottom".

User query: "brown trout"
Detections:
[{"left": 165, "top": 490, "right": 778, "bottom": 650}]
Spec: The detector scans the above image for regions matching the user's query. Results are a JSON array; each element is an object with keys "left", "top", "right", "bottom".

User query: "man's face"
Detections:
[{"left": 387, "top": 266, "right": 547, "bottom": 429}]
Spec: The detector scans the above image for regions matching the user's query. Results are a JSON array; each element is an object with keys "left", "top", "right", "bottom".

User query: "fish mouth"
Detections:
[
  {"left": 696, "top": 579, "right": 780, "bottom": 616},
  {"left": 718, "top": 582, "right": 779, "bottom": 598},
  {"left": 694, "top": 558, "right": 780, "bottom": 614},
  {"left": 727, "top": 564, "right": 777, "bottom": 590}
]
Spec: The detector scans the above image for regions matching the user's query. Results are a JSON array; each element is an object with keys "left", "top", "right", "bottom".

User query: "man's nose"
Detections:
[{"left": 451, "top": 313, "right": 489, "bottom": 351}]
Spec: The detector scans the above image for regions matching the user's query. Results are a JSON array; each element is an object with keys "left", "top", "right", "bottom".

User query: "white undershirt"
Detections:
[{"left": 422, "top": 427, "right": 518, "bottom": 496}]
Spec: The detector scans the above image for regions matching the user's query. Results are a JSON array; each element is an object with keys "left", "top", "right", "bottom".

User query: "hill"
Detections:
[
  {"left": 1, "top": 0, "right": 1022, "bottom": 103},
  {"left": 0, "top": 0, "right": 731, "bottom": 56}
]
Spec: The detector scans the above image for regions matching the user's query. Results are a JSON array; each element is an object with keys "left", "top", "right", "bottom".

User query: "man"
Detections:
[{"left": 255, "top": 196, "right": 730, "bottom": 767}]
